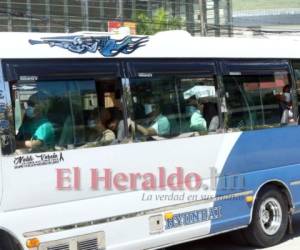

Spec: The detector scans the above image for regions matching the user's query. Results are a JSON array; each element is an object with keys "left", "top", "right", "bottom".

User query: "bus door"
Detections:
[{"left": 0, "top": 59, "right": 126, "bottom": 211}]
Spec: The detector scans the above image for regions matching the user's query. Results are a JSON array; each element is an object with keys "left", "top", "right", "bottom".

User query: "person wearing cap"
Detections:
[
  {"left": 130, "top": 102, "right": 170, "bottom": 138},
  {"left": 16, "top": 91, "right": 55, "bottom": 152},
  {"left": 185, "top": 95, "right": 207, "bottom": 132}
]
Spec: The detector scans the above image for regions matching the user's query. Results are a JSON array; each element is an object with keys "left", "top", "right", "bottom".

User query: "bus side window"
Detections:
[
  {"left": 129, "top": 76, "right": 177, "bottom": 141},
  {"left": 292, "top": 63, "right": 300, "bottom": 122},
  {"left": 92, "top": 78, "right": 126, "bottom": 145},
  {"left": 11, "top": 78, "right": 126, "bottom": 154},
  {"left": 128, "top": 75, "right": 220, "bottom": 142},
  {"left": 223, "top": 71, "right": 292, "bottom": 131},
  {"left": 177, "top": 77, "right": 219, "bottom": 135},
  {"left": 12, "top": 80, "right": 92, "bottom": 154}
]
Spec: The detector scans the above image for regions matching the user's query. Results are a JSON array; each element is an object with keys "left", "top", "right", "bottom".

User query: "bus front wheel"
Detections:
[{"left": 244, "top": 186, "right": 288, "bottom": 248}]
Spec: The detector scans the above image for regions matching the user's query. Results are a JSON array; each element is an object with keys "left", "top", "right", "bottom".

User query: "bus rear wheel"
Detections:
[{"left": 244, "top": 186, "right": 288, "bottom": 248}]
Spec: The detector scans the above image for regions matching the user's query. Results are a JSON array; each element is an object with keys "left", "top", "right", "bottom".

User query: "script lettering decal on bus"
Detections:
[
  {"left": 165, "top": 206, "right": 222, "bottom": 230},
  {"left": 29, "top": 35, "right": 149, "bottom": 57},
  {"left": 13, "top": 152, "right": 64, "bottom": 169}
]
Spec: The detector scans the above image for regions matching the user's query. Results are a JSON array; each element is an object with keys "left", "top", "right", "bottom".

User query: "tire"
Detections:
[
  {"left": 243, "top": 186, "right": 288, "bottom": 248},
  {"left": 228, "top": 229, "right": 249, "bottom": 246},
  {"left": 0, "top": 232, "right": 20, "bottom": 250}
]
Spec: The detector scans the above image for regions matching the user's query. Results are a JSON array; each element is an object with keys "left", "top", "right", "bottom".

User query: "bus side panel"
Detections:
[
  {"left": 210, "top": 125, "right": 300, "bottom": 234},
  {"left": 0, "top": 132, "right": 245, "bottom": 250}
]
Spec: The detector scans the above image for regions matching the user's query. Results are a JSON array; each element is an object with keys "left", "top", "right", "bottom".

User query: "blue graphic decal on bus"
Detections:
[{"left": 29, "top": 35, "right": 148, "bottom": 57}]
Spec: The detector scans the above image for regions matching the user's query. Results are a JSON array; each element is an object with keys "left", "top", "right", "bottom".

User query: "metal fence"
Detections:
[{"left": 0, "top": 0, "right": 233, "bottom": 36}]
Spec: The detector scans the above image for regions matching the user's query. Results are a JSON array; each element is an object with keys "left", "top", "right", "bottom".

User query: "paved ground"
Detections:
[{"left": 166, "top": 214, "right": 300, "bottom": 250}]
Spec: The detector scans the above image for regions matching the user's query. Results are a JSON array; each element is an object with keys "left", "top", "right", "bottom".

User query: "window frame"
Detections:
[
  {"left": 291, "top": 60, "right": 300, "bottom": 123},
  {"left": 1, "top": 59, "right": 130, "bottom": 155},
  {"left": 125, "top": 59, "right": 222, "bottom": 138},
  {"left": 1, "top": 58, "right": 299, "bottom": 155},
  {"left": 220, "top": 59, "right": 297, "bottom": 130},
  {"left": 2, "top": 59, "right": 122, "bottom": 82}
]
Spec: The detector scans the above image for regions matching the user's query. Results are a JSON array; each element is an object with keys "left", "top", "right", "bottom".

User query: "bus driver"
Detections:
[{"left": 16, "top": 92, "right": 55, "bottom": 152}]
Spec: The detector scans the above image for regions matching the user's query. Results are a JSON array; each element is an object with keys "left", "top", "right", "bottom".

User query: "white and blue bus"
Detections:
[{"left": 0, "top": 30, "right": 300, "bottom": 250}]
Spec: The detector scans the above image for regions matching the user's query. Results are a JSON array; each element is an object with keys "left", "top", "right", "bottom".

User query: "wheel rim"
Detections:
[{"left": 259, "top": 197, "right": 282, "bottom": 236}]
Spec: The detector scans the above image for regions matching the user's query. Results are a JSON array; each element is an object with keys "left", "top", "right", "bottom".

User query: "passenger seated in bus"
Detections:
[
  {"left": 203, "top": 102, "right": 219, "bottom": 132},
  {"left": 16, "top": 92, "right": 55, "bottom": 152},
  {"left": 81, "top": 109, "right": 115, "bottom": 148},
  {"left": 107, "top": 108, "right": 126, "bottom": 142},
  {"left": 130, "top": 103, "right": 170, "bottom": 138},
  {"left": 185, "top": 96, "right": 207, "bottom": 132},
  {"left": 277, "top": 85, "right": 294, "bottom": 124}
]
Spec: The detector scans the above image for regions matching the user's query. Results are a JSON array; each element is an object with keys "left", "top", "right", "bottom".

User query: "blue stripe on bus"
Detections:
[
  {"left": 221, "top": 126, "right": 300, "bottom": 176},
  {"left": 210, "top": 125, "right": 300, "bottom": 234}
]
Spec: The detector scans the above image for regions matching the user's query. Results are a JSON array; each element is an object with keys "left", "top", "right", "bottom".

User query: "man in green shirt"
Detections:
[
  {"left": 150, "top": 113, "right": 170, "bottom": 136},
  {"left": 190, "top": 109, "right": 207, "bottom": 131},
  {"left": 16, "top": 92, "right": 54, "bottom": 152},
  {"left": 131, "top": 103, "right": 170, "bottom": 138},
  {"left": 186, "top": 96, "right": 207, "bottom": 132}
]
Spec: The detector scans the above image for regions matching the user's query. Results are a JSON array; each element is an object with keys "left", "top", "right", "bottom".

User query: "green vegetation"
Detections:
[
  {"left": 136, "top": 8, "right": 182, "bottom": 35},
  {"left": 233, "top": 0, "right": 300, "bottom": 11}
]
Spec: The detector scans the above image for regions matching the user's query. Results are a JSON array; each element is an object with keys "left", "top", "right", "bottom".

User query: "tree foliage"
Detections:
[{"left": 136, "top": 8, "right": 183, "bottom": 35}]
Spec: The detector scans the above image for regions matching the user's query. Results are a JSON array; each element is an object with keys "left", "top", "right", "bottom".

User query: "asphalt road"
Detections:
[{"left": 166, "top": 214, "right": 300, "bottom": 250}]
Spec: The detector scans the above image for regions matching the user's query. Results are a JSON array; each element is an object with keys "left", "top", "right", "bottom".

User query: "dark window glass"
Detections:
[
  {"left": 12, "top": 78, "right": 126, "bottom": 154},
  {"left": 129, "top": 76, "right": 176, "bottom": 140},
  {"left": 293, "top": 62, "right": 300, "bottom": 121},
  {"left": 178, "top": 77, "right": 219, "bottom": 134},
  {"left": 129, "top": 74, "right": 219, "bottom": 141},
  {"left": 223, "top": 71, "right": 292, "bottom": 131}
]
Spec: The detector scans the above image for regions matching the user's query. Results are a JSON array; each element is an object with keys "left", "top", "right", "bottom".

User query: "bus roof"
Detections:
[{"left": 1, "top": 30, "right": 300, "bottom": 59}]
